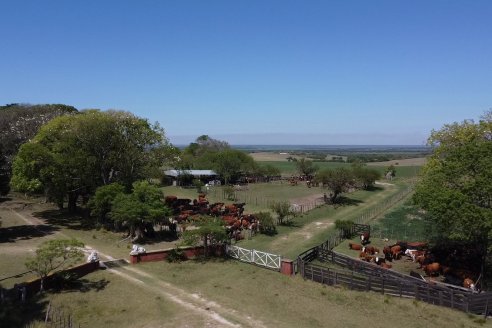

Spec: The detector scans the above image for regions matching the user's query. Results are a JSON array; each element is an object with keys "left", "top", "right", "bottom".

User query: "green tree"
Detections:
[
  {"left": 11, "top": 110, "right": 172, "bottom": 212},
  {"left": 352, "top": 164, "right": 381, "bottom": 190},
  {"left": 413, "top": 114, "right": 492, "bottom": 249},
  {"left": 270, "top": 201, "right": 295, "bottom": 225},
  {"left": 181, "top": 216, "right": 228, "bottom": 256},
  {"left": 385, "top": 165, "right": 396, "bottom": 179},
  {"left": 109, "top": 181, "right": 170, "bottom": 242},
  {"left": 255, "top": 212, "right": 276, "bottom": 235},
  {"left": 0, "top": 146, "right": 10, "bottom": 196},
  {"left": 87, "top": 183, "right": 125, "bottom": 227},
  {"left": 295, "top": 157, "right": 318, "bottom": 177},
  {"left": 315, "top": 167, "right": 354, "bottom": 203},
  {"left": 25, "top": 239, "right": 84, "bottom": 292}
]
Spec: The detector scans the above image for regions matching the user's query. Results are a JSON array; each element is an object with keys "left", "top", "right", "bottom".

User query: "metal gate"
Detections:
[{"left": 226, "top": 245, "right": 281, "bottom": 271}]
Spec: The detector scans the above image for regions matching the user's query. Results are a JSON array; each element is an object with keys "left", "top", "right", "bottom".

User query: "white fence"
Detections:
[{"left": 226, "top": 245, "right": 281, "bottom": 271}]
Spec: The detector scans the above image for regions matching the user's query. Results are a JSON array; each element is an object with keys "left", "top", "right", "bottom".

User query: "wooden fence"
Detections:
[{"left": 24, "top": 301, "right": 80, "bottom": 328}]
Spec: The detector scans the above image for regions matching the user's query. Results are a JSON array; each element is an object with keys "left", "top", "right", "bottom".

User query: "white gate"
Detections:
[{"left": 226, "top": 245, "right": 281, "bottom": 271}]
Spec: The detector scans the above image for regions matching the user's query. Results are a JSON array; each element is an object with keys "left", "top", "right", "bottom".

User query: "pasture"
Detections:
[{"left": 8, "top": 260, "right": 490, "bottom": 328}]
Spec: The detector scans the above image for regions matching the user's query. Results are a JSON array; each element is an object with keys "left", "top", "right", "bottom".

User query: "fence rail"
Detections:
[{"left": 226, "top": 245, "right": 282, "bottom": 271}]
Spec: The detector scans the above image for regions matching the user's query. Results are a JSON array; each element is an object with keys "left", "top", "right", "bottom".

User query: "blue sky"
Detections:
[{"left": 1, "top": 1, "right": 491, "bottom": 145}]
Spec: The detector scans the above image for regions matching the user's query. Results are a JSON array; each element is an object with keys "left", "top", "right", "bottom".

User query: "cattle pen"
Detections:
[{"left": 297, "top": 227, "right": 492, "bottom": 316}]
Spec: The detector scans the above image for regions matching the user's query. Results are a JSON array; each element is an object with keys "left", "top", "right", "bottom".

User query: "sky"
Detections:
[{"left": 1, "top": 1, "right": 491, "bottom": 145}]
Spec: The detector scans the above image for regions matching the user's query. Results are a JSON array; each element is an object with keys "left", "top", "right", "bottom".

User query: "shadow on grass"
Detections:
[
  {"left": 365, "top": 185, "right": 384, "bottom": 192},
  {"left": 0, "top": 224, "right": 60, "bottom": 243},
  {"left": 334, "top": 196, "right": 364, "bottom": 207},
  {"left": 52, "top": 277, "right": 110, "bottom": 294},
  {"left": 142, "top": 231, "right": 180, "bottom": 244},
  {"left": 34, "top": 209, "right": 93, "bottom": 231},
  {"left": 0, "top": 294, "right": 49, "bottom": 328},
  {"left": 0, "top": 197, "right": 13, "bottom": 203}
]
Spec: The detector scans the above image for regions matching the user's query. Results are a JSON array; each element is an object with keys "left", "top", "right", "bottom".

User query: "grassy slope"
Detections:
[{"left": 7, "top": 260, "right": 488, "bottom": 328}]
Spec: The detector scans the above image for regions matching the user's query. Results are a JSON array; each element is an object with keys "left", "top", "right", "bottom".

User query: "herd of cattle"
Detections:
[
  {"left": 164, "top": 194, "right": 259, "bottom": 240},
  {"left": 349, "top": 232, "right": 479, "bottom": 291}
]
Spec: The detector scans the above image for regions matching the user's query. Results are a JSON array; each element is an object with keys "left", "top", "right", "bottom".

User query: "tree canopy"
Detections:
[
  {"left": 413, "top": 113, "right": 492, "bottom": 246},
  {"left": 295, "top": 157, "right": 318, "bottom": 177},
  {"left": 11, "top": 110, "right": 173, "bottom": 211},
  {"left": 180, "top": 135, "right": 257, "bottom": 184},
  {"left": 25, "top": 238, "right": 84, "bottom": 292},
  {"left": 109, "top": 181, "right": 171, "bottom": 242},
  {"left": 315, "top": 167, "right": 354, "bottom": 203}
]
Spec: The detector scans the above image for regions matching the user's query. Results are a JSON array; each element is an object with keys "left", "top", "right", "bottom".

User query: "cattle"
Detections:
[
  {"left": 374, "top": 256, "right": 385, "bottom": 266},
  {"left": 360, "top": 232, "right": 370, "bottom": 245},
  {"left": 383, "top": 246, "right": 393, "bottom": 261},
  {"left": 390, "top": 245, "right": 402, "bottom": 260},
  {"left": 463, "top": 278, "right": 477, "bottom": 291},
  {"left": 380, "top": 262, "right": 392, "bottom": 269},
  {"left": 362, "top": 246, "right": 379, "bottom": 255},
  {"left": 423, "top": 262, "right": 441, "bottom": 277},
  {"left": 349, "top": 242, "right": 363, "bottom": 251},
  {"left": 404, "top": 249, "right": 425, "bottom": 262}
]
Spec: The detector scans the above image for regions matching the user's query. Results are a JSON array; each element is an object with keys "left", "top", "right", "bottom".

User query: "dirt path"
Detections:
[
  {"left": 3, "top": 204, "right": 265, "bottom": 328},
  {"left": 269, "top": 184, "right": 398, "bottom": 255}
]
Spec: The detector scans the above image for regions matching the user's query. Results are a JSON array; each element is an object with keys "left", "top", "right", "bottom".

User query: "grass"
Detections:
[
  {"left": 238, "top": 183, "right": 409, "bottom": 259},
  {"left": 5, "top": 259, "right": 487, "bottom": 328},
  {"left": 259, "top": 160, "right": 422, "bottom": 179}
]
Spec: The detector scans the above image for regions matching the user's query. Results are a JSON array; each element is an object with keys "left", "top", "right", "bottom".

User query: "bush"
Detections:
[
  {"left": 255, "top": 212, "right": 276, "bottom": 235},
  {"left": 334, "top": 219, "right": 354, "bottom": 238},
  {"left": 167, "top": 247, "right": 186, "bottom": 263}
]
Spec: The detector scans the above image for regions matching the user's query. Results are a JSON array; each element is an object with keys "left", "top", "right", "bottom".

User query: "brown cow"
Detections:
[
  {"left": 381, "top": 262, "right": 392, "bottom": 269},
  {"left": 463, "top": 278, "right": 477, "bottom": 291},
  {"left": 360, "top": 232, "right": 370, "bottom": 245},
  {"left": 390, "top": 245, "right": 402, "bottom": 260},
  {"left": 349, "top": 243, "right": 363, "bottom": 251},
  {"left": 362, "top": 246, "right": 379, "bottom": 255},
  {"left": 423, "top": 262, "right": 441, "bottom": 277}
]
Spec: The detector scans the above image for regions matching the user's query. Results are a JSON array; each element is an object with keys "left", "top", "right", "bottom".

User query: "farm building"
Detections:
[{"left": 163, "top": 169, "right": 218, "bottom": 186}]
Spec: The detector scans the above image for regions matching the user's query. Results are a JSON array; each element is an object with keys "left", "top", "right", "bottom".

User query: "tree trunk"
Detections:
[
  {"left": 131, "top": 225, "right": 145, "bottom": 243},
  {"left": 68, "top": 192, "right": 78, "bottom": 213}
]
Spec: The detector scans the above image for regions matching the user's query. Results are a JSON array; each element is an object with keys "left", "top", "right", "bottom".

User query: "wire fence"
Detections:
[{"left": 24, "top": 302, "right": 81, "bottom": 328}]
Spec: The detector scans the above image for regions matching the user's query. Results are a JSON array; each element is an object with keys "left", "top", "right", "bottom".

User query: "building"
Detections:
[{"left": 163, "top": 169, "right": 218, "bottom": 186}]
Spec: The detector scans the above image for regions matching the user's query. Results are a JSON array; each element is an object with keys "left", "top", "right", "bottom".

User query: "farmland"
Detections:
[{"left": 4, "top": 155, "right": 483, "bottom": 328}]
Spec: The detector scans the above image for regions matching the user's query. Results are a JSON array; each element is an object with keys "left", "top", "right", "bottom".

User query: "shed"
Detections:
[{"left": 164, "top": 169, "right": 218, "bottom": 186}]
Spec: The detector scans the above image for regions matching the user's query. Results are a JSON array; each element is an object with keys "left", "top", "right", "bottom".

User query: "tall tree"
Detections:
[
  {"left": 413, "top": 112, "right": 492, "bottom": 279},
  {"left": 295, "top": 157, "right": 318, "bottom": 177},
  {"left": 315, "top": 167, "right": 354, "bottom": 203},
  {"left": 0, "top": 146, "right": 10, "bottom": 196},
  {"left": 11, "top": 110, "right": 172, "bottom": 211},
  {"left": 109, "top": 181, "right": 171, "bottom": 241},
  {"left": 0, "top": 103, "right": 77, "bottom": 187},
  {"left": 182, "top": 216, "right": 228, "bottom": 256}
]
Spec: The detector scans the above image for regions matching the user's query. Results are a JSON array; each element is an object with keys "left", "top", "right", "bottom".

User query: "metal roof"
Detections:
[{"left": 164, "top": 169, "right": 218, "bottom": 177}]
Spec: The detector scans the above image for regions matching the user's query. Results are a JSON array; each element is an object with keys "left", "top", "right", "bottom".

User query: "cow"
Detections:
[
  {"left": 349, "top": 243, "right": 363, "bottom": 251},
  {"left": 383, "top": 246, "right": 393, "bottom": 261},
  {"left": 390, "top": 245, "right": 402, "bottom": 260},
  {"left": 423, "top": 262, "right": 441, "bottom": 277},
  {"left": 463, "top": 278, "right": 477, "bottom": 291},
  {"left": 374, "top": 256, "right": 385, "bottom": 266},
  {"left": 381, "top": 262, "right": 392, "bottom": 269},
  {"left": 404, "top": 249, "right": 425, "bottom": 262},
  {"left": 360, "top": 232, "right": 370, "bottom": 245},
  {"left": 362, "top": 246, "right": 379, "bottom": 255}
]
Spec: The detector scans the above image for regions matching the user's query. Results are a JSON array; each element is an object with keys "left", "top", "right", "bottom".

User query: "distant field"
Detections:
[
  {"left": 367, "top": 157, "right": 427, "bottom": 166},
  {"left": 250, "top": 152, "right": 347, "bottom": 162}
]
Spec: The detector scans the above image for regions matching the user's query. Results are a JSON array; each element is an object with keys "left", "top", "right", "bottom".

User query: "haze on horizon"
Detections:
[{"left": 1, "top": 1, "right": 491, "bottom": 145}]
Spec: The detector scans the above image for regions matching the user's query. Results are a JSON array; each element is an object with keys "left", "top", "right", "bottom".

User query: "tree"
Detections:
[
  {"left": 315, "top": 167, "right": 354, "bottom": 203},
  {"left": 87, "top": 183, "right": 125, "bottom": 227},
  {"left": 414, "top": 114, "right": 492, "bottom": 243},
  {"left": 0, "top": 146, "right": 10, "bottom": 196},
  {"left": 295, "top": 157, "right": 318, "bottom": 177},
  {"left": 352, "top": 164, "right": 381, "bottom": 190},
  {"left": 181, "top": 216, "right": 228, "bottom": 256},
  {"left": 385, "top": 165, "right": 396, "bottom": 180},
  {"left": 270, "top": 201, "right": 295, "bottom": 225},
  {"left": 413, "top": 112, "right": 492, "bottom": 278},
  {"left": 109, "top": 181, "right": 171, "bottom": 241},
  {"left": 255, "top": 212, "right": 276, "bottom": 235},
  {"left": 11, "top": 110, "right": 173, "bottom": 212},
  {"left": 25, "top": 239, "right": 84, "bottom": 292}
]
